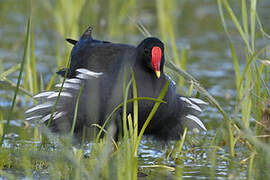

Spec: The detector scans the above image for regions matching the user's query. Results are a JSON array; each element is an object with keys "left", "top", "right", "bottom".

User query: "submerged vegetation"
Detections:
[{"left": 0, "top": 0, "right": 270, "bottom": 179}]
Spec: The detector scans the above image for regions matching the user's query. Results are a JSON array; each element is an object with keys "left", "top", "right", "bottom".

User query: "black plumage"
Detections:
[{"left": 26, "top": 26, "right": 207, "bottom": 141}]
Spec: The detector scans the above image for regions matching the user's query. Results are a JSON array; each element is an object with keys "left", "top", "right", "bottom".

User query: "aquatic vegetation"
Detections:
[{"left": 0, "top": 0, "right": 269, "bottom": 179}]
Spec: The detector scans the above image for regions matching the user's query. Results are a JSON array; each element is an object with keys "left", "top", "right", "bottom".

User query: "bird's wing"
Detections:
[{"left": 25, "top": 68, "right": 104, "bottom": 132}]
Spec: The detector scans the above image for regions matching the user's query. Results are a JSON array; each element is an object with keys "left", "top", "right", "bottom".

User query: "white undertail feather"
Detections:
[
  {"left": 33, "top": 91, "right": 54, "bottom": 99},
  {"left": 189, "top": 103, "right": 202, "bottom": 112},
  {"left": 180, "top": 97, "right": 202, "bottom": 112},
  {"left": 26, "top": 115, "right": 42, "bottom": 121},
  {"left": 54, "top": 111, "right": 67, "bottom": 120},
  {"left": 41, "top": 112, "right": 58, "bottom": 123},
  {"left": 47, "top": 92, "right": 73, "bottom": 99},
  {"left": 185, "top": 114, "right": 207, "bottom": 131},
  {"left": 189, "top": 98, "right": 208, "bottom": 105},
  {"left": 180, "top": 96, "right": 208, "bottom": 132},
  {"left": 25, "top": 68, "right": 103, "bottom": 124},
  {"left": 25, "top": 102, "right": 54, "bottom": 114}
]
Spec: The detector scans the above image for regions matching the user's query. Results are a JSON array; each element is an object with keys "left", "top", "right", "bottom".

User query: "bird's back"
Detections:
[{"left": 67, "top": 42, "right": 136, "bottom": 78}]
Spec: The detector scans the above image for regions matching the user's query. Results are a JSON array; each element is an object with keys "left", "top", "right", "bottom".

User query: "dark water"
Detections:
[{"left": 0, "top": 0, "right": 270, "bottom": 179}]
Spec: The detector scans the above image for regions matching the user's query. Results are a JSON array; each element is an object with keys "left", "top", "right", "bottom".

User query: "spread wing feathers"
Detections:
[
  {"left": 25, "top": 68, "right": 103, "bottom": 125},
  {"left": 179, "top": 96, "right": 208, "bottom": 132}
]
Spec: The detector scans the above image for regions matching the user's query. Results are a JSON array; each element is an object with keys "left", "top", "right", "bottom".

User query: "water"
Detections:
[{"left": 1, "top": 0, "right": 269, "bottom": 179}]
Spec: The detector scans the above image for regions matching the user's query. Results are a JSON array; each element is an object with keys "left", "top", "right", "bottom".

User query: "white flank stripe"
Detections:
[
  {"left": 47, "top": 92, "right": 72, "bottom": 99},
  {"left": 41, "top": 112, "right": 58, "bottom": 122},
  {"left": 76, "top": 74, "right": 91, "bottom": 79},
  {"left": 26, "top": 115, "right": 42, "bottom": 121},
  {"left": 180, "top": 97, "right": 202, "bottom": 112},
  {"left": 25, "top": 102, "right": 54, "bottom": 114},
  {"left": 66, "top": 78, "right": 81, "bottom": 84},
  {"left": 33, "top": 91, "right": 54, "bottom": 99},
  {"left": 76, "top": 68, "right": 103, "bottom": 78},
  {"left": 189, "top": 98, "right": 208, "bottom": 105},
  {"left": 189, "top": 103, "right": 202, "bottom": 112},
  {"left": 185, "top": 115, "right": 207, "bottom": 131},
  {"left": 180, "top": 97, "right": 193, "bottom": 105},
  {"left": 53, "top": 111, "right": 67, "bottom": 120},
  {"left": 55, "top": 83, "right": 80, "bottom": 90}
]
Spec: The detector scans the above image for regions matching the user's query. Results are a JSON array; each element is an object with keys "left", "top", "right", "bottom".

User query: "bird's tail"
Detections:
[
  {"left": 25, "top": 68, "right": 103, "bottom": 134},
  {"left": 178, "top": 96, "right": 208, "bottom": 133}
]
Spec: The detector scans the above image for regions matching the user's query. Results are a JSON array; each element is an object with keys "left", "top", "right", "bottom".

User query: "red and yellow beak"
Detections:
[{"left": 151, "top": 46, "right": 162, "bottom": 78}]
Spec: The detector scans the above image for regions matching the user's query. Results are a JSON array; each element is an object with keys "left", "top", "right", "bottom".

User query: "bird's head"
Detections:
[{"left": 137, "top": 37, "right": 165, "bottom": 78}]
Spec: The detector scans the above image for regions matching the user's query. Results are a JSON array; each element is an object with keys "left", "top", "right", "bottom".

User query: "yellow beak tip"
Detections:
[{"left": 155, "top": 71, "right": 161, "bottom": 78}]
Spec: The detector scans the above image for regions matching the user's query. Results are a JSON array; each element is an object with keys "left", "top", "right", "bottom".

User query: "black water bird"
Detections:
[{"left": 26, "top": 26, "right": 207, "bottom": 141}]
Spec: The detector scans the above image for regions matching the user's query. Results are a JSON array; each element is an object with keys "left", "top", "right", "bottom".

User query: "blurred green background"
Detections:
[{"left": 0, "top": 0, "right": 270, "bottom": 179}]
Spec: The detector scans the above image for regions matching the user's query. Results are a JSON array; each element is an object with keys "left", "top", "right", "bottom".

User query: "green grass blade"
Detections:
[
  {"left": 256, "top": 13, "right": 270, "bottom": 39},
  {"left": 217, "top": 0, "right": 231, "bottom": 40},
  {"left": 170, "top": 127, "right": 187, "bottom": 159},
  {"left": 70, "top": 84, "right": 84, "bottom": 137},
  {"left": 250, "top": 0, "right": 257, "bottom": 51},
  {"left": 122, "top": 70, "right": 133, "bottom": 138},
  {"left": 96, "top": 97, "right": 166, "bottom": 141},
  {"left": 237, "top": 47, "right": 266, "bottom": 92},
  {"left": 30, "top": 25, "right": 38, "bottom": 94},
  {"left": 0, "top": 111, "right": 3, "bottom": 137},
  {"left": 122, "top": 78, "right": 133, "bottom": 138},
  {"left": 131, "top": 69, "right": 138, "bottom": 147},
  {"left": 229, "top": 41, "right": 241, "bottom": 88},
  {"left": 127, "top": 113, "right": 134, "bottom": 139},
  {"left": 178, "top": 48, "right": 189, "bottom": 87},
  {"left": 0, "top": 64, "right": 20, "bottom": 80},
  {"left": 242, "top": 0, "right": 248, "bottom": 35},
  {"left": 45, "top": 73, "right": 57, "bottom": 91},
  {"left": 91, "top": 124, "right": 118, "bottom": 149},
  {"left": 135, "top": 80, "right": 169, "bottom": 156},
  {"left": 222, "top": 0, "right": 251, "bottom": 52},
  {"left": 2, "top": 79, "right": 32, "bottom": 97},
  {"left": 0, "top": 17, "right": 31, "bottom": 146},
  {"left": 0, "top": 64, "right": 33, "bottom": 97},
  {"left": 25, "top": 20, "right": 33, "bottom": 94},
  {"left": 247, "top": 152, "right": 256, "bottom": 180}
]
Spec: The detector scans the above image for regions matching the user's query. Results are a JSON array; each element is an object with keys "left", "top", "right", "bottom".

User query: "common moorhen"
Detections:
[{"left": 26, "top": 26, "right": 207, "bottom": 141}]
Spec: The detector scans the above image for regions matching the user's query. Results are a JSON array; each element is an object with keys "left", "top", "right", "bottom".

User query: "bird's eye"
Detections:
[{"left": 144, "top": 48, "right": 149, "bottom": 55}]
